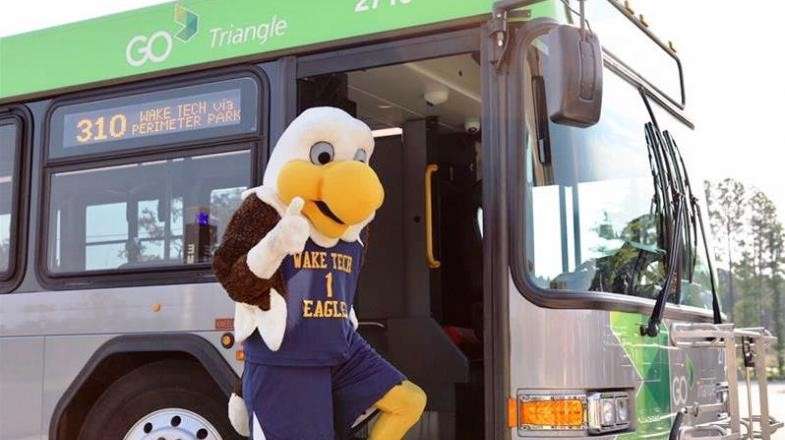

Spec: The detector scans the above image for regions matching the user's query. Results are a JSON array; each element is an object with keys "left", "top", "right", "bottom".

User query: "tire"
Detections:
[{"left": 79, "top": 359, "right": 240, "bottom": 440}]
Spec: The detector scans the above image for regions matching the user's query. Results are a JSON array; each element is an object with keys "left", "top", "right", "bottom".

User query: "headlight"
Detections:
[
  {"left": 588, "top": 391, "right": 632, "bottom": 434},
  {"left": 600, "top": 398, "right": 616, "bottom": 426}
]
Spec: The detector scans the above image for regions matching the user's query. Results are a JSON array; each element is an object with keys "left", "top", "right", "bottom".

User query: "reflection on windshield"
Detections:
[{"left": 523, "top": 43, "right": 714, "bottom": 310}]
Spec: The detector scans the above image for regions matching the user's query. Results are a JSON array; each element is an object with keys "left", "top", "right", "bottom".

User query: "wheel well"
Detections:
[{"left": 50, "top": 334, "right": 238, "bottom": 440}]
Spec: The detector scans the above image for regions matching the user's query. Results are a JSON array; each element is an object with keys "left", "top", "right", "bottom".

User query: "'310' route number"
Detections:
[{"left": 355, "top": 0, "right": 412, "bottom": 13}]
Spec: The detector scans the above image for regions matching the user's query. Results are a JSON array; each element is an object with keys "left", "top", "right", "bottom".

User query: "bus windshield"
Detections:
[{"left": 522, "top": 38, "right": 715, "bottom": 311}]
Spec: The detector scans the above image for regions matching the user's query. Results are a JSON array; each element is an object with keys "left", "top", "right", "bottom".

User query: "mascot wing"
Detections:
[{"left": 212, "top": 195, "right": 290, "bottom": 350}]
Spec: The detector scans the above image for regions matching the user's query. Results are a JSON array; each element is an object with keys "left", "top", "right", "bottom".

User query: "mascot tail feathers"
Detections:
[{"left": 229, "top": 376, "right": 251, "bottom": 437}]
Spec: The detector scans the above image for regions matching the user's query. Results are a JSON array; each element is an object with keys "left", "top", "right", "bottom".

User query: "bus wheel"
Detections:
[{"left": 78, "top": 359, "right": 237, "bottom": 440}]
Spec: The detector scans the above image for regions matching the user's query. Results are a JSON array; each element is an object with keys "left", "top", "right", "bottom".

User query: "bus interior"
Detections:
[{"left": 299, "top": 53, "right": 485, "bottom": 438}]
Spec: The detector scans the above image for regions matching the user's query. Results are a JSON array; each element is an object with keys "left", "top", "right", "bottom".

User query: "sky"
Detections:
[
  {"left": 1, "top": 0, "right": 784, "bottom": 220},
  {"left": 634, "top": 0, "right": 785, "bottom": 221}
]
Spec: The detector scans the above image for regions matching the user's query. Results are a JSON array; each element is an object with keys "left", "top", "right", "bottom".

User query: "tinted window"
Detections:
[
  {"left": 0, "top": 121, "right": 19, "bottom": 275},
  {"left": 47, "top": 149, "right": 250, "bottom": 274}
]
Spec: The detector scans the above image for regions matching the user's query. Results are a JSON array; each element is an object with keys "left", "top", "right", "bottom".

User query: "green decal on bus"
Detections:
[{"left": 611, "top": 312, "right": 673, "bottom": 439}]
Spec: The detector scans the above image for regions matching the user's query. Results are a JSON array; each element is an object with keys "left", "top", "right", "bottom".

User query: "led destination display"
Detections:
[
  {"left": 49, "top": 77, "right": 259, "bottom": 158},
  {"left": 62, "top": 89, "right": 242, "bottom": 148}
]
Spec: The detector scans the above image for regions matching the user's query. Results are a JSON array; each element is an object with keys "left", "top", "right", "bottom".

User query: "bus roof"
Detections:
[{"left": 0, "top": 0, "right": 558, "bottom": 103}]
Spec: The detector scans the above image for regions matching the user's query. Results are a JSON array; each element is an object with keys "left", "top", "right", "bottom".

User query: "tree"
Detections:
[
  {"left": 747, "top": 192, "right": 780, "bottom": 327},
  {"left": 749, "top": 192, "right": 785, "bottom": 375},
  {"left": 704, "top": 179, "right": 747, "bottom": 320},
  {"left": 765, "top": 221, "right": 785, "bottom": 375}
]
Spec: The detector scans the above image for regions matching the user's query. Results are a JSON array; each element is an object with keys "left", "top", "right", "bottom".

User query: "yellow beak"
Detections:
[{"left": 277, "top": 160, "right": 384, "bottom": 238}]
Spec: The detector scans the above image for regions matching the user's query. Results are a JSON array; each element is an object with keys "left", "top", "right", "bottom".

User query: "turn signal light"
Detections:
[
  {"left": 512, "top": 395, "right": 587, "bottom": 430},
  {"left": 509, "top": 391, "right": 633, "bottom": 433},
  {"left": 522, "top": 398, "right": 585, "bottom": 427}
]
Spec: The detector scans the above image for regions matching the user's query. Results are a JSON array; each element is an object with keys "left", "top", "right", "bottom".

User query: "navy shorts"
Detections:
[{"left": 244, "top": 335, "right": 405, "bottom": 440}]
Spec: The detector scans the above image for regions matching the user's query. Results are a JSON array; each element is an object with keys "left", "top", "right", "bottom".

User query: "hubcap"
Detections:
[{"left": 124, "top": 408, "right": 222, "bottom": 440}]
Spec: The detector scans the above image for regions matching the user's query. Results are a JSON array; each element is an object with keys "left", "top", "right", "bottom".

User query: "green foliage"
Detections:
[
  {"left": 704, "top": 178, "right": 746, "bottom": 320},
  {"left": 705, "top": 179, "right": 785, "bottom": 378}
]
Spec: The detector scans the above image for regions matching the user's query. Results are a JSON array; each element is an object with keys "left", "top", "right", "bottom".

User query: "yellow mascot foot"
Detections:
[{"left": 370, "top": 380, "right": 427, "bottom": 440}]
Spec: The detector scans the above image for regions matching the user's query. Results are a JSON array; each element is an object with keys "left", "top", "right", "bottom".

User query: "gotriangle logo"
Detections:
[{"left": 174, "top": 4, "right": 199, "bottom": 42}]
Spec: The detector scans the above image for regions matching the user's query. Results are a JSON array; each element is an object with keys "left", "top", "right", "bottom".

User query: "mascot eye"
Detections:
[
  {"left": 353, "top": 149, "right": 368, "bottom": 162},
  {"left": 310, "top": 142, "right": 334, "bottom": 165}
]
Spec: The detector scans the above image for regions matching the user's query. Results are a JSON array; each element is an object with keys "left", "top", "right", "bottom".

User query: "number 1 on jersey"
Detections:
[{"left": 325, "top": 272, "right": 334, "bottom": 298}]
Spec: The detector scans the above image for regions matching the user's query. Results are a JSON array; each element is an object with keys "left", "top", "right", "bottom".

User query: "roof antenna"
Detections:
[{"left": 578, "top": 0, "right": 587, "bottom": 31}]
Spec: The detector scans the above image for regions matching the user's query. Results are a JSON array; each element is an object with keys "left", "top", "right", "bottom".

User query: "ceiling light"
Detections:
[{"left": 372, "top": 127, "right": 403, "bottom": 138}]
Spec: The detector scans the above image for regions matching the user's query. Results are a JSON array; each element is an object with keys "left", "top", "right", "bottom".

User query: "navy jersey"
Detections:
[{"left": 244, "top": 238, "right": 364, "bottom": 366}]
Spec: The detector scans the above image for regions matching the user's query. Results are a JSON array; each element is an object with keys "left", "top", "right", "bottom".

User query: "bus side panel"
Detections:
[
  {"left": 1, "top": 285, "right": 241, "bottom": 437},
  {"left": 508, "top": 276, "right": 638, "bottom": 390},
  {"left": 508, "top": 279, "right": 725, "bottom": 438},
  {"left": 0, "top": 285, "right": 233, "bottom": 337},
  {"left": 41, "top": 334, "right": 112, "bottom": 435},
  {"left": 0, "top": 337, "right": 45, "bottom": 440},
  {"left": 39, "top": 331, "right": 240, "bottom": 435}
]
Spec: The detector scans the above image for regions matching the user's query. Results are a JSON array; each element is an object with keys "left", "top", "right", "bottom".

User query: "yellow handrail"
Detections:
[{"left": 425, "top": 164, "right": 441, "bottom": 269}]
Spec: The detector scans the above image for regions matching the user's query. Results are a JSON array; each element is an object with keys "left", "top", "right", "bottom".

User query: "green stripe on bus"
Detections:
[
  {"left": 0, "top": 0, "right": 558, "bottom": 101},
  {"left": 611, "top": 311, "right": 673, "bottom": 439}
]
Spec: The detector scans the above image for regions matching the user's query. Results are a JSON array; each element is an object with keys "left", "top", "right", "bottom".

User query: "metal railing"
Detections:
[{"left": 669, "top": 323, "right": 781, "bottom": 440}]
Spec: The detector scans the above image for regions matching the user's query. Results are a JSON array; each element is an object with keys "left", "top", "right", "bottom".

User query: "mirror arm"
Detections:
[
  {"left": 492, "top": 0, "right": 549, "bottom": 16},
  {"left": 490, "top": 0, "right": 550, "bottom": 68}
]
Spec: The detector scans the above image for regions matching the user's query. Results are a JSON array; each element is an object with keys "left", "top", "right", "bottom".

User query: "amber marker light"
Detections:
[
  {"left": 511, "top": 391, "right": 632, "bottom": 434},
  {"left": 515, "top": 394, "right": 587, "bottom": 431}
]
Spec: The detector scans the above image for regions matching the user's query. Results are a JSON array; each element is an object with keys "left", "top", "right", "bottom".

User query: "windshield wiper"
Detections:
[
  {"left": 662, "top": 132, "right": 693, "bottom": 288},
  {"left": 666, "top": 133, "right": 723, "bottom": 324},
  {"left": 641, "top": 193, "right": 685, "bottom": 337},
  {"left": 637, "top": 88, "right": 722, "bottom": 336},
  {"left": 639, "top": 89, "right": 686, "bottom": 337},
  {"left": 638, "top": 120, "right": 685, "bottom": 337}
]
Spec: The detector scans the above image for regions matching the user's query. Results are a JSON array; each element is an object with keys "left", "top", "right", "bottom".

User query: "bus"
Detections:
[{"left": 0, "top": 0, "right": 781, "bottom": 439}]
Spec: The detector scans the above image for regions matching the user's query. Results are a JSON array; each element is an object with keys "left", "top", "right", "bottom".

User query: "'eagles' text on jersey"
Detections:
[{"left": 244, "top": 237, "right": 364, "bottom": 366}]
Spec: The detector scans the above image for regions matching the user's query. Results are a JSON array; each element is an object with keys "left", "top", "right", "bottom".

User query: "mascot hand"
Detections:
[{"left": 271, "top": 197, "right": 310, "bottom": 255}]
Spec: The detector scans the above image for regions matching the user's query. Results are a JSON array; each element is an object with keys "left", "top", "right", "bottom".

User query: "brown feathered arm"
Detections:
[{"left": 212, "top": 196, "right": 285, "bottom": 310}]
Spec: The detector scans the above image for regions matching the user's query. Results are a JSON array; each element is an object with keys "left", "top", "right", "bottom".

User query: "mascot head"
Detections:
[{"left": 262, "top": 107, "right": 384, "bottom": 243}]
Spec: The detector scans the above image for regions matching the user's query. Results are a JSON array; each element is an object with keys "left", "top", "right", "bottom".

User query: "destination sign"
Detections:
[
  {"left": 49, "top": 76, "right": 259, "bottom": 158},
  {"left": 63, "top": 89, "right": 241, "bottom": 148}
]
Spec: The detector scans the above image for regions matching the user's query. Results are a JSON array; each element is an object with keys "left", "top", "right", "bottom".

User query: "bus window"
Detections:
[
  {"left": 46, "top": 149, "right": 251, "bottom": 274},
  {"left": 522, "top": 39, "right": 713, "bottom": 311},
  {"left": 0, "top": 121, "right": 19, "bottom": 276}
]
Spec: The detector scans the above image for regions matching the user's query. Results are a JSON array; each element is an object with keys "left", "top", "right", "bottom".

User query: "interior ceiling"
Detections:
[{"left": 348, "top": 53, "right": 481, "bottom": 132}]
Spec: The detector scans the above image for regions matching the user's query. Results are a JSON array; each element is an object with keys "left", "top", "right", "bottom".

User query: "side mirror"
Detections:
[{"left": 543, "top": 24, "right": 603, "bottom": 127}]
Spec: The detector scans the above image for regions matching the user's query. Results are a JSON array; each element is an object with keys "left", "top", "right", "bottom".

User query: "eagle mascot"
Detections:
[{"left": 213, "top": 107, "right": 426, "bottom": 439}]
